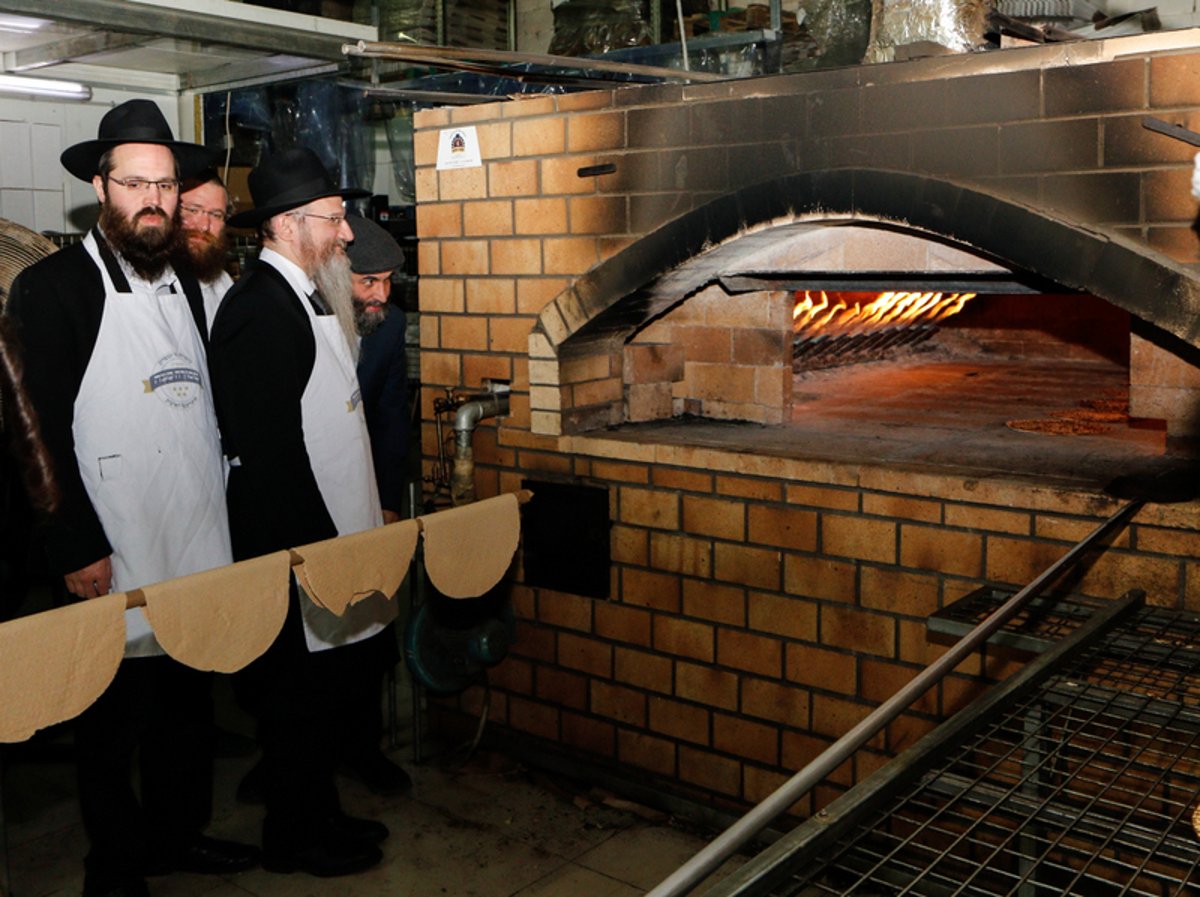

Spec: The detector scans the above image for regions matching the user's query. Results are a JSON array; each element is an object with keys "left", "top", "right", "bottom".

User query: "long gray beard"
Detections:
[{"left": 312, "top": 249, "right": 360, "bottom": 362}]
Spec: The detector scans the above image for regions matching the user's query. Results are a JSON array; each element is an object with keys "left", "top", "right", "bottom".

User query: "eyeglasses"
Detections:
[
  {"left": 291, "top": 211, "right": 346, "bottom": 226},
  {"left": 180, "top": 203, "right": 228, "bottom": 224},
  {"left": 107, "top": 175, "right": 180, "bottom": 195}
]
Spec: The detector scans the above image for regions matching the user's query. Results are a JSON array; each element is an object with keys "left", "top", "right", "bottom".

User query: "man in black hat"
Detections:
[
  {"left": 337, "top": 214, "right": 411, "bottom": 795},
  {"left": 208, "top": 148, "right": 393, "bottom": 877},
  {"left": 7, "top": 99, "right": 259, "bottom": 897}
]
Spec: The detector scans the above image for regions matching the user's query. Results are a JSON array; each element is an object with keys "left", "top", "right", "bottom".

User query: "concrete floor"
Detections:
[{"left": 2, "top": 689, "right": 731, "bottom": 897}]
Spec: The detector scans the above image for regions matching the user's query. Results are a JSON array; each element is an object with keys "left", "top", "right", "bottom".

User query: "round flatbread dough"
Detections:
[
  {"left": 141, "top": 551, "right": 291, "bottom": 673},
  {"left": 293, "top": 520, "right": 419, "bottom": 616},
  {"left": 420, "top": 493, "right": 520, "bottom": 599},
  {"left": 0, "top": 592, "right": 126, "bottom": 742}
]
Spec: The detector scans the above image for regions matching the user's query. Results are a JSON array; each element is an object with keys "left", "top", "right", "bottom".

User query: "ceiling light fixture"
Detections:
[
  {"left": 0, "top": 74, "right": 91, "bottom": 101},
  {"left": 0, "top": 14, "right": 47, "bottom": 34}
]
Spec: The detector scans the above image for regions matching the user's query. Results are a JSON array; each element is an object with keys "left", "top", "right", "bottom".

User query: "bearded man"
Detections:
[
  {"left": 7, "top": 99, "right": 258, "bottom": 897},
  {"left": 208, "top": 148, "right": 393, "bottom": 878},
  {"left": 345, "top": 215, "right": 409, "bottom": 525},
  {"left": 178, "top": 169, "right": 234, "bottom": 327}
]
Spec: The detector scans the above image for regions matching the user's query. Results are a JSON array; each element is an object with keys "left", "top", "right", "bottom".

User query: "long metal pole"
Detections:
[
  {"left": 675, "top": 0, "right": 690, "bottom": 71},
  {"left": 644, "top": 498, "right": 1144, "bottom": 897}
]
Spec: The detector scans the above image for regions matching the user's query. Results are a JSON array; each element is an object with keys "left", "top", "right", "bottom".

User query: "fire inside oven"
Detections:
[{"left": 791, "top": 289, "right": 975, "bottom": 371}]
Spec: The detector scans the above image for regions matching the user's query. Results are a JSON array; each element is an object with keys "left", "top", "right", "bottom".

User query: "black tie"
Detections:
[{"left": 307, "top": 290, "right": 331, "bottom": 315}]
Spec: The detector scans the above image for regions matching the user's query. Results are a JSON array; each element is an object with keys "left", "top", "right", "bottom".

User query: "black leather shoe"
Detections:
[
  {"left": 262, "top": 833, "right": 382, "bottom": 877},
  {"left": 345, "top": 751, "right": 413, "bottom": 797},
  {"left": 327, "top": 812, "right": 389, "bottom": 845},
  {"left": 145, "top": 835, "right": 260, "bottom": 876}
]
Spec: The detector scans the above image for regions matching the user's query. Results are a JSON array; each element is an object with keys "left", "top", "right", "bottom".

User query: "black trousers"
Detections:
[
  {"left": 75, "top": 655, "right": 214, "bottom": 890},
  {"left": 234, "top": 584, "right": 396, "bottom": 850},
  {"left": 337, "top": 621, "right": 399, "bottom": 764}
]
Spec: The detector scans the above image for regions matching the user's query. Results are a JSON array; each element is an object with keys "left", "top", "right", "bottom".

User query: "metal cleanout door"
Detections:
[{"left": 706, "top": 591, "right": 1200, "bottom": 897}]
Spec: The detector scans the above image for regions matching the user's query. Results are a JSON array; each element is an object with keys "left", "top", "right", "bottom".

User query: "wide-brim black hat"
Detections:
[
  {"left": 61, "top": 99, "right": 216, "bottom": 182},
  {"left": 228, "top": 147, "right": 369, "bottom": 228}
]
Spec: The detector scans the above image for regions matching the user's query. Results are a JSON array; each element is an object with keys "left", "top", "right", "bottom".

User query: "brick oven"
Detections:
[{"left": 412, "top": 31, "right": 1200, "bottom": 821}]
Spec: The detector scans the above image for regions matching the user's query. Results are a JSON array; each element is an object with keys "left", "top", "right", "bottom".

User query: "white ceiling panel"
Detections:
[{"left": 0, "top": 1, "right": 375, "bottom": 94}]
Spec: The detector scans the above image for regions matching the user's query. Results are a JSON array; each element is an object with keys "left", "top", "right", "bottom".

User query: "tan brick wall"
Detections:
[
  {"left": 435, "top": 414, "right": 1200, "bottom": 818},
  {"left": 628, "top": 286, "right": 793, "bottom": 424}
]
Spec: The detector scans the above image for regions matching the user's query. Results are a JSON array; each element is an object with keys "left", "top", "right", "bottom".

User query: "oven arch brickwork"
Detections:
[
  {"left": 414, "top": 33, "right": 1200, "bottom": 817},
  {"left": 533, "top": 170, "right": 1200, "bottom": 436}
]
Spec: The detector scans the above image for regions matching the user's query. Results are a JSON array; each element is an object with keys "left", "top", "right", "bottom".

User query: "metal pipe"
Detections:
[
  {"left": 450, "top": 385, "right": 510, "bottom": 507},
  {"left": 643, "top": 498, "right": 1144, "bottom": 897},
  {"left": 452, "top": 391, "right": 507, "bottom": 436},
  {"left": 675, "top": 0, "right": 691, "bottom": 71}
]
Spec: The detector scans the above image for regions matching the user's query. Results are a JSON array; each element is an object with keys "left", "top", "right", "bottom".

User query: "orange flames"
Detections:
[{"left": 792, "top": 290, "right": 975, "bottom": 338}]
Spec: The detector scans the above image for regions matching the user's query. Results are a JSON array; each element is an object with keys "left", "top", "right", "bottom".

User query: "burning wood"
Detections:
[{"left": 792, "top": 290, "right": 974, "bottom": 370}]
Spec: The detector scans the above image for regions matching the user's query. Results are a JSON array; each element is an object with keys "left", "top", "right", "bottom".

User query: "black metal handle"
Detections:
[{"left": 1141, "top": 116, "right": 1200, "bottom": 147}]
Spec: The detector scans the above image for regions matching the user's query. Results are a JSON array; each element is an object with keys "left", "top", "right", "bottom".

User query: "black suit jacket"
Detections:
[
  {"left": 357, "top": 308, "right": 408, "bottom": 515},
  {"left": 208, "top": 259, "right": 336, "bottom": 562}
]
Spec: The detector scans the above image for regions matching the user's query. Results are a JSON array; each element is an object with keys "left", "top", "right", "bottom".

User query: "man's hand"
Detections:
[
  {"left": 382, "top": 509, "right": 401, "bottom": 524},
  {"left": 64, "top": 556, "right": 113, "bottom": 599}
]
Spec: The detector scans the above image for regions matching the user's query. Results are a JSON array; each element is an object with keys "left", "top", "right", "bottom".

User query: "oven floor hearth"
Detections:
[{"left": 607, "top": 358, "right": 1197, "bottom": 489}]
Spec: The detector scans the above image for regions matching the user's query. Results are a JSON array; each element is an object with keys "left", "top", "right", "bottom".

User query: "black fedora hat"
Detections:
[
  {"left": 227, "top": 147, "right": 369, "bottom": 229},
  {"left": 60, "top": 99, "right": 215, "bottom": 182}
]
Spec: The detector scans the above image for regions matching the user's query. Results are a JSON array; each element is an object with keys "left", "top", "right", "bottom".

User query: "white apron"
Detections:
[
  {"left": 73, "top": 233, "right": 232, "bottom": 657},
  {"left": 295, "top": 297, "right": 395, "bottom": 652}
]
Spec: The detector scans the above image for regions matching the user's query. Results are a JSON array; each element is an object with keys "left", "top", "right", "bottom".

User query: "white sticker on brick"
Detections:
[{"left": 437, "top": 125, "right": 482, "bottom": 171}]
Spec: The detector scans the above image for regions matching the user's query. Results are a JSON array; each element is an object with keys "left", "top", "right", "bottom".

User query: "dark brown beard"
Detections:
[
  {"left": 100, "top": 200, "right": 182, "bottom": 280},
  {"left": 180, "top": 229, "right": 231, "bottom": 283},
  {"left": 99, "top": 200, "right": 181, "bottom": 282},
  {"left": 353, "top": 298, "right": 389, "bottom": 337}
]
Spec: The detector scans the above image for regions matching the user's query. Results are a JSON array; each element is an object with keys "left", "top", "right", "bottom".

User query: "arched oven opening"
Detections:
[{"left": 539, "top": 172, "right": 1200, "bottom": 488}]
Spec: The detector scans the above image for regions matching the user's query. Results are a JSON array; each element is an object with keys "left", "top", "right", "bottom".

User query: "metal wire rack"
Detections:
[
  {"left": 926, "top": 587, "right": 1107, "bottom": 653},
  {"left": 706, "top": 592, "right": 1200, "bottom": 897}
]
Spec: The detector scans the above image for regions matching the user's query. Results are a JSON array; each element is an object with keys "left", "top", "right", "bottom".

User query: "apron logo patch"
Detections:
[
  {"left": 143, "top": 353, "right": 203, "bottom": 407},
  {"left": 347, "top": 387, "right": 362, "bottom": 413}
]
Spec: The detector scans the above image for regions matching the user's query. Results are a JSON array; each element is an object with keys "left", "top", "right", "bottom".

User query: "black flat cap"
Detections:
[{"left": 345, "top": 214, "right": 405, "bottom": 274}]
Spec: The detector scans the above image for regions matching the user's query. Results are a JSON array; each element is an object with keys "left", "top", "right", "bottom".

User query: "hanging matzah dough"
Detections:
[
  {"left": 420, "top": 492, "right": 520, "bottom": 599},
  {"left": 141, "top": 550, "right": 291, "bottom": 673},
  {"left": 293, "top": 519, "right": 419, "bottom": 616},
  {"left": 0, "top": 592, "right": 126, "bottom": 742}
]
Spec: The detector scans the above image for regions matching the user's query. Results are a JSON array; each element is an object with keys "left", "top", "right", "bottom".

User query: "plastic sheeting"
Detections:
[
  {"left": 359, "top": 0, "right": 438, "bottom": 45},
  {"left": 385, "top": 106, "right": 416, "bottom": 205},
  {"left": 549, "top": 0, "right": 654, "bottom": 57},
  {"left": 865, "top": 0, "right": 991, "bottom": 62},
  {"left": 797, "top": 0, "right": 873, "bottom": 68},
  {"left": 203, "top": 81, "right": 381, "bottom": 196}
]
